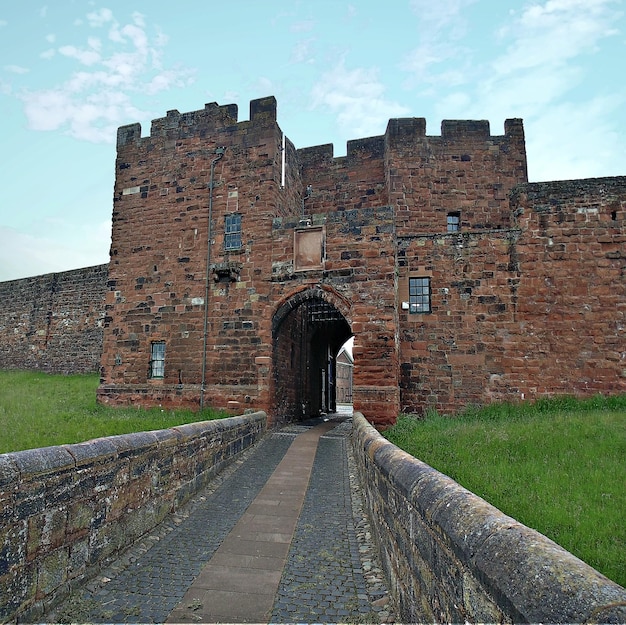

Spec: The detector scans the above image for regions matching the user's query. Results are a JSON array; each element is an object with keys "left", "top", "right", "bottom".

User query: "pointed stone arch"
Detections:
[{"left": 271, "top": 286, "right": 353, "bottom": 423}]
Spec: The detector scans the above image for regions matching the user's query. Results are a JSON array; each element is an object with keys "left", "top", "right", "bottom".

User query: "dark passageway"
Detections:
[{"left": 272, "top": 290, "right": 352, "bottom": 423}]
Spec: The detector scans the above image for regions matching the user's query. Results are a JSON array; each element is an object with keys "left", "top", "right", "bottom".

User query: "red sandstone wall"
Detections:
[
  {"left": 508, "top": 177, "right": 626, "bottom": 398},
  {"left": 270, "top": 205, "right": 400, "bottom": 425},
  {"left": 397, "top": 177, "right": 626, "bottom": 414},
  {"left": 297, "top": 136, "right": 388, "bottom": 215},
  {"left": 386, "top": 118, "right": 527, "bottom": 236},
  {"left": 96, "top": 95, "right": 624, "bottom": 423},
  {"left": 100, "top": 98, "right": 402, "bottom": 425},
  {"left": 397, "top": 232, "right": 519, "bottom": 413},
  {"left": 0, "top": 265, "right": 107, "bottom": 374},
  {"left": 100, "top": 98, "right": 293, "bottom": 412}
]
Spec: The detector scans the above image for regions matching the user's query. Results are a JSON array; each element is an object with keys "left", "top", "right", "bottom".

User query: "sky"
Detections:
[{"left": 0, "top": 0, "right": 624, "bottom": 282}]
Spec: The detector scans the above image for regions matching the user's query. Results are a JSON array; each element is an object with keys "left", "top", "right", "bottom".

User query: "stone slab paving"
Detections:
[
  {"left": 44, "top": 434, "right": 295, "bottom": 624},
  {"left": 166, "top": 421, "right": 336, "bottom": 623},
  {"left": 44, "top": 417, "right": 396, "bottom": 624}
]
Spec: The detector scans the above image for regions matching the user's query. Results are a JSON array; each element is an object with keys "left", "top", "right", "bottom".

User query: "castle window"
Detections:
[
  {"left": 149, "top": 341, "right": 166, "bottom": 378},
  {"left": 409, "top": 277, "right": 431, "bottom": 314},
  {"left": 447, "top": 212, "right": 460, "bottom": 232},
  {"left": 225, "top": 214, "right": 242, "bottom": 250}
]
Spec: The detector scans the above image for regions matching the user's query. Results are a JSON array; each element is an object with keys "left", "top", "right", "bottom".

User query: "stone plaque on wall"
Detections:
[{"left": 294, "top": 226, "right": 325, "bottom": 271}]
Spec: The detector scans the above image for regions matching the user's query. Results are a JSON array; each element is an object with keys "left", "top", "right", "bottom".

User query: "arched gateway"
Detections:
[
  {"left": 272, "top": 287, "right": 352, "bottom": 422},
  {"left": 98, "top": 98, "right": 625, "bottom": 428}
]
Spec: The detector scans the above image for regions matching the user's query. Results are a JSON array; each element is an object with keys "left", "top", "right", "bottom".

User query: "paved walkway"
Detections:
[{"left": 45, "top": 417, "right": 395, "bottom": 624}]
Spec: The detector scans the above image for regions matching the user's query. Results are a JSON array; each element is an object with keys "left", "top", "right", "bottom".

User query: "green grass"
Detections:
[
  {"left": 0, "top": 370, "right": 228, "bottom": 454},
  {"left": 383, "top": 395, "right": 626, "bottom": 588}
]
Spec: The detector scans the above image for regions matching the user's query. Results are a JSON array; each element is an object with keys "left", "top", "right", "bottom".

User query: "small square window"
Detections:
[
  {"left": 149, "top": 341, "right": 166, "bottom": 378},
  {"left": 409, "top": 277, "right": 431, "bottom": 314},
  {"left": 225, "top": 214, "right": 242, "bottom": 250},
  {"left": 447, "top": 212, "right": 460, "bottom": 232}
]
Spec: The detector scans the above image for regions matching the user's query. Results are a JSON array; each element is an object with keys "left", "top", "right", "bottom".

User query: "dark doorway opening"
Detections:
[{"left": 272, "top": 291, "right": 352, "bottom": 423}]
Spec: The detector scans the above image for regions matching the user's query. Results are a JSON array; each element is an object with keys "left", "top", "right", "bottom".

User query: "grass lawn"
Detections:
[
  {"left": 0, "top": 370, "right": 228, "bottom": 454},
  {"left": 383, "top": 395, "right": 626, "bottom": 588}
]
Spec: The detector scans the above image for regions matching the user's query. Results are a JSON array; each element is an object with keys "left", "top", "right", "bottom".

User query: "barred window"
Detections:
[
  {"left": 225, "top": 214, "right": 242, "bottom": 250},
  {"left": 447, "top": 212, "right": 460, "bottom": 232},
  {"left": 409, "top": 277, "right": 431, "bottom": 314},
  {"left": 149, "top": 341, "right": 166, "bottom": 379}
]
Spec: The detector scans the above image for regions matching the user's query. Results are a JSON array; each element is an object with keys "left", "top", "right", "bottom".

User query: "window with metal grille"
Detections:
[
  {"left": 224, "top": 214, "right": 242, "bottom": 250},
  {"left": 409, "top": 277, "right": 431, "bottom": 314},
  {"left": 447, "top": 212, "right": 460, "bottom": 232},
  {"left": 149, "top": 341, "right": 166, "bottom": 378}
]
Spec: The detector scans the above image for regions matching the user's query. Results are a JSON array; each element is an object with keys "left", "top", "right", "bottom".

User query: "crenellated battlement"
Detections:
[
  {"left": 296, "top": 116, "right": 524, "bottom": 173},
  {"left": 385, "top": 116, "right": 524, "bottom": 144},
  {"left": 117, "top": 95, "right": 524, "bottom": 172},
  {"left": 116, "top": 96, "right": 278, "bottom": 149}
]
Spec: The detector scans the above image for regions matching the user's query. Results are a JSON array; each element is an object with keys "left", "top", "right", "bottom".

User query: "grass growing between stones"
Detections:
[
  {"left": 383, "top": 394, "right": 626, "bottom": 588},
  {"left": 0, "top": 370, "right": 229, "bottom": 454}
]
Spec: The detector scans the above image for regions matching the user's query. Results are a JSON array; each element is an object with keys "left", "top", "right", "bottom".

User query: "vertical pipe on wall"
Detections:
[
  {"left": 200, "top": 147, "right": 225, "bottom": 410},
  {"left": 281, "top": 132, "right": 286, "bottom": 189}
]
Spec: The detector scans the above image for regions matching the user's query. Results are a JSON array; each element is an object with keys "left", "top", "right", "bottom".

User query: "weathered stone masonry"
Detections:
[
  {"left": 95, "top": 96, "right": 624, "bottom": 426},
  {"left": 352, "top": 412, "right": 626, "bottom": 623},
  {"left": 0, "top": 265, "right": 107, "bottom": 374},
  {"left": 0, "top": 412, "right": 266, "bottom": 622},
  {"left": 0, "top": 96, "right": 624, "bottom": 426}
]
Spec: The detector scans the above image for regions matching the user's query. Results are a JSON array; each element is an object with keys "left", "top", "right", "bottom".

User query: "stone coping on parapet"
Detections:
[{"left": 351, "top": 411, "right": 626, "bottom": 624}]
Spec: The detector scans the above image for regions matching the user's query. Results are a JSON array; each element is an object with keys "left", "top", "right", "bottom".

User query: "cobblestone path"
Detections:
[{"left": 44, "top": 417, "right": 395, "bottom": 624}]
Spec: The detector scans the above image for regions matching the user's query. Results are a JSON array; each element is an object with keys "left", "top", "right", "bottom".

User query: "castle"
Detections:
[{"left": 1, "top": 96, "right": 624, "bottom": 427}]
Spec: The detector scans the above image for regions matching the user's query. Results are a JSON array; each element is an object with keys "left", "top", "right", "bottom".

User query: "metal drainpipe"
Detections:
[{"left": 200, "top": 147, "right": 226, "bottom": 410}]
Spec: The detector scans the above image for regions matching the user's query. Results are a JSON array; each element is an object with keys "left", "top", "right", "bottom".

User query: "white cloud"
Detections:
[
  {"left": 410, "top": 0, "right": 476, "bottom": 33},
  {"left": 311, "top": 60, "right": 410, "bottom": 138},
  {"left": 5, "top": 65, "right": 29, "bottom": 75},
  {"left": 86, "top": 8, "right": 114, "bottom": 27},
  {"left": 291, "top": 20, "right": 314, "bottom": 33},
  {"left": 402, "top": 0, "right": 477, "bottom": 88},
  {"left": 402, "top": 40, "right": 471, "bottom": 87},
  {"left": 290, "top": 38, "right": 316, "bottom": 64},
  {"left": 59, "top": 45, "right": 101, "bottom": 66},
  {"left": 468, "top": 1, "right": 624, "bottom": 123},
  {"left": 312, "top": 60, "right": 409, "bottom": 139},
  {"left": 0, "top": 220, "right": 111, "bottom": 282},
  {"left": 16, "top": 9, "right": 195, "bottom": 143},
  {"left": 526, "top": 95, "right": 626, "bottom": 181},
  {"left": 494, "top": 0, "right": 621, "bottom": 74}
]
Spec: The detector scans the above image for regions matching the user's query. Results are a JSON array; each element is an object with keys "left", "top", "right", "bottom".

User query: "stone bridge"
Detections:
[{"left": 2, "top": 411, "right": 624, "bottom": 624}]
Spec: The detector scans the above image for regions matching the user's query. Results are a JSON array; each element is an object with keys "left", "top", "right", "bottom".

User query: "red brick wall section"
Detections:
[
  {"left": 100, "top": 97, "right": 289, "bottom": 411},
  {"left": 397, "top": 177, "right": 626, "bottom": 413},
  {"left": 270, "top": 206, "right": 400, "bottom": 426},
  {"left": 2, "top": 98, "right": 621, "bottom": 423},
  {"left": 297, "top": 136, "right": 388, "bottom": 215},
  {"left": 397, "top": 231, "right": 519, "bottom": 413},
  {"left": 0, "top": 265, "right": 107, "bottom": 374}
]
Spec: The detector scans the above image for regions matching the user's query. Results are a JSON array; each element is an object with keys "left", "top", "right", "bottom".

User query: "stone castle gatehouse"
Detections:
[{"left": 95, "top": 96, "right": 625, "bottom": 427}]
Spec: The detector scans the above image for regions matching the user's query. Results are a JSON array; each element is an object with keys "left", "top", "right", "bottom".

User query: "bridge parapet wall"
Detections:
[
  {"left": 352, "top": 412, "right": 626, "bottom": 623},
  {"left": 0, "top": 412, "right": 267, "bottom": 623}
]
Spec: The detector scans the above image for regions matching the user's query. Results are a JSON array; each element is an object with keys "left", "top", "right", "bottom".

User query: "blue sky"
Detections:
[{"left": 1, "top": 0, "right": 624, "bottom": 281}]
